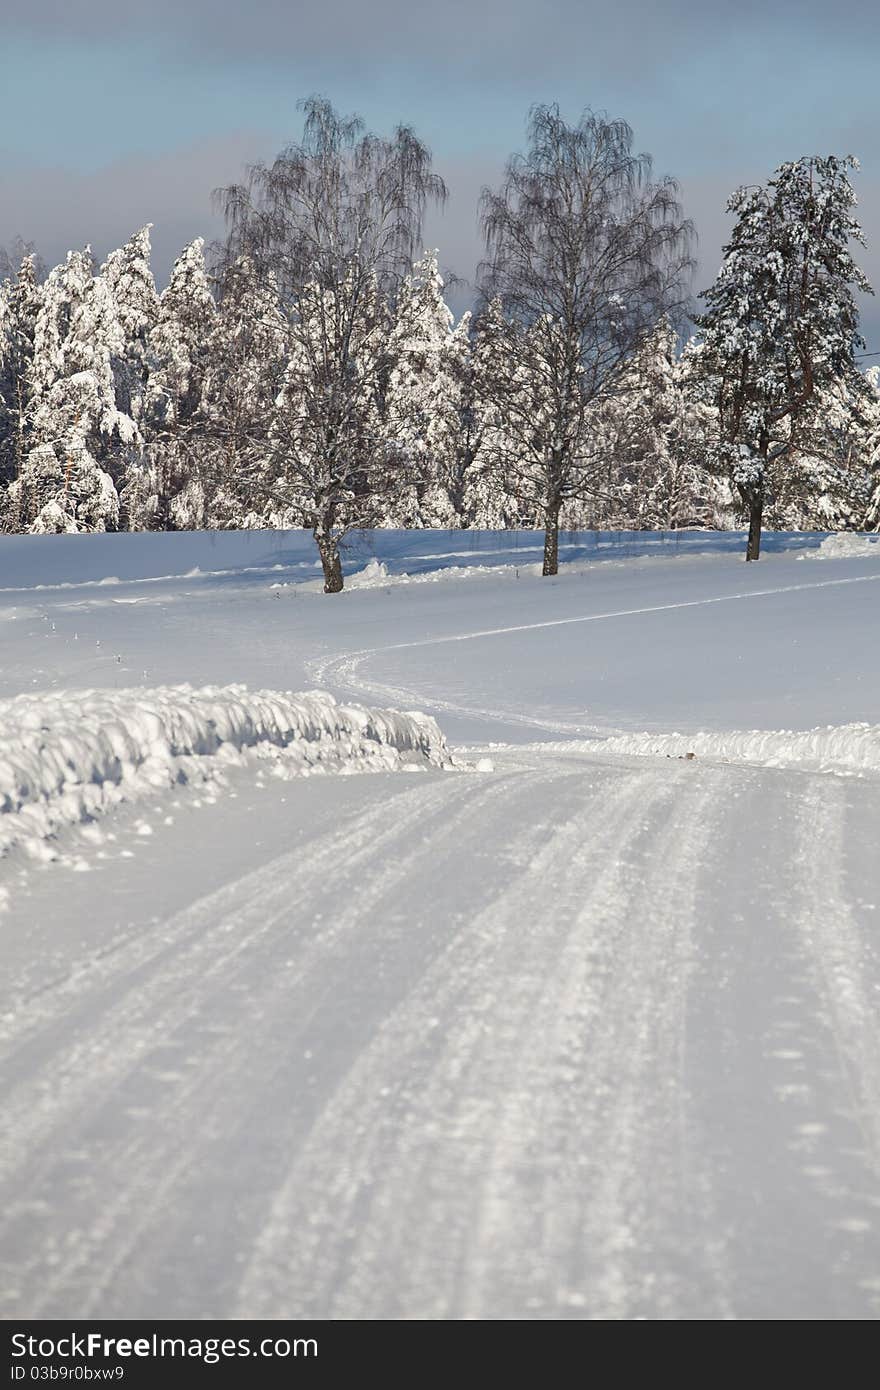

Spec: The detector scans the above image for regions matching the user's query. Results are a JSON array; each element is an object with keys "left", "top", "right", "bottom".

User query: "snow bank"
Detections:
[
  {"left": 343, "top": 558, "right": 509, "bottom": 589},
  {"left": 597, "top": 723, "right": 880, "bottom": 776},
  {"left": 0, "top": 685, "right": 451, "bottom": 861},
  {"left": 799, "top": 534, "right": 880, "bottom": 560},
  {"left": 2, "top": 527, "right": 847, "bottom": 594}
]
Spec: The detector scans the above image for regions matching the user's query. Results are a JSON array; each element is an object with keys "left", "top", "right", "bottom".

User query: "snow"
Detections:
[
  {"left": 0, "top": 524, "right": 842, "bottom": 593},
  {"left": 337, "top": 556, "right": 513, "bottom": 589},
  {"left": 0, "top": 683, "right": 449, "bottom": 864},
  {"left": 1, "top": 525, "right": 880, "bottom": 1321},
  {"left": 593, "top": 722, "right": 880, "bottom": 776},
  {"left": 801, "top": 532, "right": 880, "bottom": 560}
]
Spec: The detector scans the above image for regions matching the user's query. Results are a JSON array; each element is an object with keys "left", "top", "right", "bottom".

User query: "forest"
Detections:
[{"left": 2, "top": 99, "right": 878, "bottom": 589}]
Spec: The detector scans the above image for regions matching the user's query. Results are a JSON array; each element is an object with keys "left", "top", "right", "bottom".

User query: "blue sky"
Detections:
[{"left": 1, "top": 1, "right": 878, "bottom": 350}]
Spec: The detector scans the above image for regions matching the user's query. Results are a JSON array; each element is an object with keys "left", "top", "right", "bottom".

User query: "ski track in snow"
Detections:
[
  {"left": 308, "top": 567, "right": 880, "bottom": 740},
  {"left": 3, "top": 752, "right": 879, "bottom": 1318},
  {"left": 3, "top": 548, "right": 880, "bottom": 1319}
]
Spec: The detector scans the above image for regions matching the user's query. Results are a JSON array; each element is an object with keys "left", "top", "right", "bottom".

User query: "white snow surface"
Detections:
[
  {"left": 2, "top": 526, "right": 880, "bottom": 1321},
  {"left": 595, "top": 722, "right": 880, "bottom": 775},
  {"left": 0, "top": 684, "right": 450, "bottom": 863},
  {"left": 801, "top": 533, "right": 880, "bottom": 560}
]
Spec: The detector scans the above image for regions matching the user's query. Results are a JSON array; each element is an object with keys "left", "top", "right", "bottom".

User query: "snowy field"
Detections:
[{"left": 2, "top": 526, "right": 880, "bottom": 1320}]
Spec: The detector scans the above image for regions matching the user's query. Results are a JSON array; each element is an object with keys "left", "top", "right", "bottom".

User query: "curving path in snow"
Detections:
[
  {"left": 306, "top": 566, "right": 880, "bottom": 741},
  {"left": 1, "top": 745, "right": 879, "bottom": 1319},
  {"left": 2, "top": 535, "right": 880, "bottom": 1320}
]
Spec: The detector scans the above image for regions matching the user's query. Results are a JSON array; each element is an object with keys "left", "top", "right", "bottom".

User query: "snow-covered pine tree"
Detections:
[
  {"left": 695, "top": 155, "right": 873, "bottom": 560},
  {"left": 197, "top": 255, "right": 287, "bottom": 530},
  {"left": 0, "top": 237, "right": 44, "bottom": 284},
  {"left": 383, "top": 250, "right": 465, "bottom": 526},
  {"left": 600, "top": 318, "right": 726, "bottom": 531},
  {"left": 7, "top": 248, "right": 130, "bottom": 532},
  {"left": 767, "top": 367, "right": 878, "bottom": 530},
  {"left": 130, "top": 238, "right": 217, "bottom": 529},
  {"left": 559, "top": 322, "right": 682, "bottom": 531},
  {"left": 100, "top": 226, "right": 159, "bottom": 430},
  {"left": 669, "top": 336, "right": 734, "bottom": 530},
  {"left": 467, "top": 297, "right": 568, "bottom": 533},
  {"left": 456, "top": 300, "right": 523, "bottom": 528},
  {"left": 7, "top": 377, "right": 120, "bottom": 534},
  {"left": 0, "top": 255, "right": 43, "bottom": 525}
]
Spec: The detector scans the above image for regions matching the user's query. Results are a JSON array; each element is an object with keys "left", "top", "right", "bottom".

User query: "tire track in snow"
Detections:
[
  {"left": 0, "top": 774, "right": 475, "bottom": 1192},
  {"left": 794, "top": 780, "right": 880, "bottom": 1163},
  {"left": 0, "top": 764, "right": 576, "bottom": 1317},
  {"left": 675, "top": 768, "right": 880, "bottom": 1319},
  {"left": 789, "top": 777, "right": 880, "bottom": 1301},
  {"left": 456, "top": 770, "right": 728, "bottom": 1320},
  {"left": 234, "top": 763, "right": 731, "bottom": 1319}
]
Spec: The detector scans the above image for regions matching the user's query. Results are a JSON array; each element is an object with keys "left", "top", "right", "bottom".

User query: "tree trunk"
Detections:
[
  {"left": 745, "top": 488, "right": 764, "bottom": 562},
  {"left": 542, "top": 497, "right": 561, "bottom": 576},
  {"left": 315, "top": 530, "right": 344, "bottom": 593}
]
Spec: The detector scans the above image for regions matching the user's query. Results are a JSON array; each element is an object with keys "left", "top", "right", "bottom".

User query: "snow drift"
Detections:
[
  {"left": 799, "top": 534, "right": 880, "bottom": 560},
  {"left": 597, "top": 723, "right": 880, "bottom": 776},
  {"left": 0, "top": 685, "right": 451, "bottom": 861}
]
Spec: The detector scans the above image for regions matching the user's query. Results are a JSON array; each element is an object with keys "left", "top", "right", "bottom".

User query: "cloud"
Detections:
[
  {"left": 1, "top": 2, "right": 877, "bottom": 348},
  {"left": 5, "top": 1, "right": 877, "bottom": 72},
  {"left": 3, "top": 136, "right": 877, "bottom": 354},
  {"left": 0, "top": 132, "right": 270, "bottom": 287}
]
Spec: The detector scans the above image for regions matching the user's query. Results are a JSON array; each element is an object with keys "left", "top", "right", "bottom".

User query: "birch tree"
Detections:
[
  {"left": 218, "top": 96, "right": 446, "bottom": 589},
  {"left": 478, "top": 105, "right": 693, "bottom": 574}
]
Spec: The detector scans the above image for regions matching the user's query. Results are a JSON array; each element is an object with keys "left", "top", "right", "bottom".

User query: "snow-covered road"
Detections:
[{"left": 2, "top": 529, "right": 880, "bottom": 1319}]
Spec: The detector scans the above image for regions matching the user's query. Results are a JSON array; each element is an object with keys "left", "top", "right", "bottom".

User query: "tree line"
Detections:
[{"left": 1, "top": 99, "right": 878, "bottom": 590}]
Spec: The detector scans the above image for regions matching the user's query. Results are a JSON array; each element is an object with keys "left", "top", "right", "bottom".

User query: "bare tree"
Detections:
[
  {"left": 216, "top": 97, "right": 446, "bottom": 590},
  {"left": 477, "top": 105, "right": 694, "bottom": 575}
]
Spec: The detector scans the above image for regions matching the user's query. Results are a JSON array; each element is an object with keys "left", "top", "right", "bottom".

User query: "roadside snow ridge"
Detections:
[
  {"left": 0, "top": 685, "right": 451, "bottom": 861},
  {"left": 597, "top": 723, "right": 880, "bottom": 776},
  {"left": 799, "top": 534, "right": 880, "bottom": 560}
]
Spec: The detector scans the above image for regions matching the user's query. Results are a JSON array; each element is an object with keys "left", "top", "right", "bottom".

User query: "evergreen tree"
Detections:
[
  {"left": 8, "top": 247, "right": 131, "bottom": 532},
  {"left": 129, "top": 238, "right": 217, "bottom": 529},
  {"left": 669, "top": 336, "right": 734, "bottom": 530},
  {"left": 695, "top": 155, "right": 873, "bottom": 560},
  {"left": 456, "top": 301, "right": 523, "bottom": 528},
  {"left": 470, "top": 298, "right": 565, "bottom": 531},
  {"left": 767, "top": 368, "right": 878, "bottom": 529},
  {"left": 0, "top": 255, "right": 42, "bottom": 519},
  {"left": 100, "top": 226, "right": 159, "bottom": 427},
  {"left": 585, "top": 320, "right": 726, "bottom": 531},
  {"left": 383, "top": 250, "right": 466, "bottom": 526},
  {"left": 197, "top": 256, "right": 287, "bottom": 530}
]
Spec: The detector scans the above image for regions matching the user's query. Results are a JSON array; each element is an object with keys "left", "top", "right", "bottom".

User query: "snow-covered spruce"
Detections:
[
  {"left": 597, "top": 723, "right": 880, "bottom": 776},
  {"left": 0, "top": 685, "right": 452, "bottom": 861},
  {"left": 3, "top": 197, "right": 879, "bottom": 548}
]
